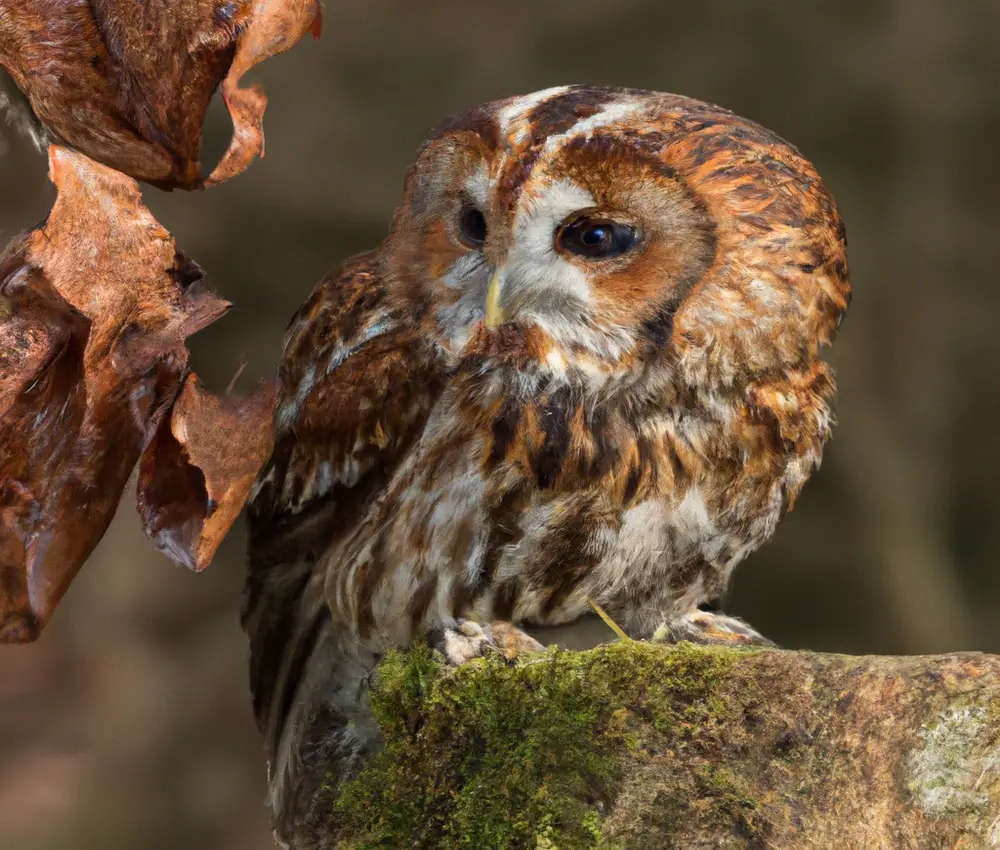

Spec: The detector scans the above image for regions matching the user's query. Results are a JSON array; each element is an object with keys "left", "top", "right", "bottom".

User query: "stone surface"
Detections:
[{"left": 321, "top": 642, "right": 1000, "bottom": 849}]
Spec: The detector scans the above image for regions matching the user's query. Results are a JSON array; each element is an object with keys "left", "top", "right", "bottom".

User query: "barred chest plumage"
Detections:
[{"left": 324, "top": 339, "right": 825, "bottom": 648}]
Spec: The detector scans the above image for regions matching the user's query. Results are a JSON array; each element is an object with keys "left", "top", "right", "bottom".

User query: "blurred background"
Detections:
[{"left": 2, "top": 1, "right": 999, "bottom": 847}]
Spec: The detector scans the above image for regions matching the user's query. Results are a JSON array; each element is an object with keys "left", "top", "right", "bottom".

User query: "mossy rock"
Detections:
[{"left": 325, "top": 643, "right": 1000, "bottom": 849}]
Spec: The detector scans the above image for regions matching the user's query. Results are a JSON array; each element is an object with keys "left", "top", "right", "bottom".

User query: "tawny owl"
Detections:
[{"left": 244, "top": 85, "right": 850, "bottom": 845}]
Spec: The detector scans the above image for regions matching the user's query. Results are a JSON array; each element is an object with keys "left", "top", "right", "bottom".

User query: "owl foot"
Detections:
[
  {"left": 432, "top": 619, "right": 544, "bottom": 666},
  {"left": 652, "top": 608, "right": 776, "bottom": 648},
  {"left": 490, "top": 621, "right": 546, "bottom": 659}
]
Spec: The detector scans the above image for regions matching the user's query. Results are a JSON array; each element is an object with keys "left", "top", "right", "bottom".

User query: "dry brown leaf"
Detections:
[
  {"left": 208, "top": 0, "right": 324, "bottom": 185},
  {"left": 137, "top": 373, "right": 277, "bottom": 572},
  {"left": 0, "top": 259, "right": 90, "bottom": 643},
  {"left": 0, "top": 146, "right": 229, "bottom": 642},
  {"left": 0, "top": 0, "right": 322, "bottom": 188}
]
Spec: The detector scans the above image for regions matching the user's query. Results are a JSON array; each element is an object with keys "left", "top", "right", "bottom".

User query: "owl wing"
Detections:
[{"left": 244, "top": 251, "right": 441, "bottom": 736}]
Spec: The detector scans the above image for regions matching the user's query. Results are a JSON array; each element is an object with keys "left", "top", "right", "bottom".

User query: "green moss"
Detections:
[
  {"left": 693, "top": 765, "right": 768, "bottom": 842},
  {"left": 332, "top": 641, "right": 755, "bottom": 849}
]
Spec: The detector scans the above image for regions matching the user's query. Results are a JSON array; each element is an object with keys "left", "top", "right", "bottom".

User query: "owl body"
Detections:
[{"left": 245, "top": 86, "right": 849, "bottom": 845}]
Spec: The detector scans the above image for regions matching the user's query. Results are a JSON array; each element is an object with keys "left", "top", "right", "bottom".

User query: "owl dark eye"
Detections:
[
  {"left": 458, "top": 207, "right": 487, "bottom": 248},
  {"left": 557, "top": 216, "right": 639, "bottom": 260}
]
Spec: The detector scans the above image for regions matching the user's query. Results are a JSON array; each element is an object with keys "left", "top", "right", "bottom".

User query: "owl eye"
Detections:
[
  {"left": 458, "top": 207, "right": 488, "bottom": 248},
  {"left": 556, "top": 216, "right": 639, "bottom": 260}
]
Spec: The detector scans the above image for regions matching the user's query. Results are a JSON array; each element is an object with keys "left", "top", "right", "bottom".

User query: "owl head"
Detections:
[{"left": 379, "top": 86, "right": 850, "bottom": 393}]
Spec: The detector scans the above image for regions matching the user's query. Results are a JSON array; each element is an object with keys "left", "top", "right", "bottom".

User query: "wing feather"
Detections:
[{"left": 243, "top": 251, "right": 440, "bottom": 746}]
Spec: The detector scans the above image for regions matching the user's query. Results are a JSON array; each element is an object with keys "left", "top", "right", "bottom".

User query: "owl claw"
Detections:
[
  {"left": 436, "top": 620, "right": 494, "bottom": 666},
  {"left": 432, "top": 619, "right": 544, "bottom": 666},
  {"left": 488, "top": 621, "right": 545, "bottom": 658},
  {"left": 652, "top": 608, "right": 776, "bottom": 648}
]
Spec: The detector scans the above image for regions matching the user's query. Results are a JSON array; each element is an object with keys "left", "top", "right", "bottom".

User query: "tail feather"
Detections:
[{"left": 244, "top": 501, "right": 384, "bottom": 846}]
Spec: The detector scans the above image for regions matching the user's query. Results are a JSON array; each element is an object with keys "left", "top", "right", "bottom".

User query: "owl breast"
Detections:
[{"left": 325, "top": 353, "right": 824, "bottom": 646}]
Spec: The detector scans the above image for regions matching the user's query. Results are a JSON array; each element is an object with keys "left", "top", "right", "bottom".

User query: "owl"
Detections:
[{"left": 244, "top": 85, "right": 850, "bottom": 845}]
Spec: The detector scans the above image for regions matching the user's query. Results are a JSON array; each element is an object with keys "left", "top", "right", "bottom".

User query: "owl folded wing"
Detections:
[
  {"left": 247, "top": 249, "right": 441, "bottom": 552},
  {"left": 243, "top": 250, "right": 442, "bottom": 724}
]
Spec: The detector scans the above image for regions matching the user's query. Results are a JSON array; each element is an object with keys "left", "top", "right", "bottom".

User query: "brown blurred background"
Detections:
[{"left": 2, "top": 1, "right": 999, "bottom": 847}]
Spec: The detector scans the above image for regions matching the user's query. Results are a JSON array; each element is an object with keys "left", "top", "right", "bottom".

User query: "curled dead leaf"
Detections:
[
  {"left": 0, "top": 257, "right": 89, "bottom": 643},
  {"left": 138, "top": 374, "right": 277, "bottom": 572},
  {"left": 0, "top": 0, "right": 322, "bottom": 188},
  {"left": 208, "top": 0, "right": 324, "bottom": 185},
  {"left": 0, "top": 146, "right": 229, "bottom": 642}
]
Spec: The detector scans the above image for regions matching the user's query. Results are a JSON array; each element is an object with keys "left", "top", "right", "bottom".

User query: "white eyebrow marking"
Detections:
[
  {"left": 497, "top": 86, "right": 572, "bottom": 135},
  {"left": 543, "top": 99, "right": 646, "bottom": 154},
  {"left": 463, "top": 162, "right": 490, "bottom": 210}
]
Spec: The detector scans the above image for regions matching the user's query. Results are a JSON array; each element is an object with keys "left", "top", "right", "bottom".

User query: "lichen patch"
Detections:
[{"left": 908, "top": 705, "right": 1000, "bottom": 843}]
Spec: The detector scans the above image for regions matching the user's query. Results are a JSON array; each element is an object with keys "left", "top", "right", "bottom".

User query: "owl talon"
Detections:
[
  {"left": 652, "top": 609, "right": 776, "bottom": 648},
  {"left": 432, "top": 620, "right": 495, "bottom": 666},
  {"left": 489, "top": 621, "right": 545, "bottom": 659},
  {"left": 432, "top": 620, "right": 543, "bottom": 666}
]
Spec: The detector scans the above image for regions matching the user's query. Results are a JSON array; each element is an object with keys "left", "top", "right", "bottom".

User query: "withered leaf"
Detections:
[
  {"left": 0, "top": 259, "right": 90, "bottom": 643},
  {"left": 0, "top": 146, "right": 229, "bottom": 642},
  {"left": 0, "top": 0, "right": 322, "bottom": 188},
  {"left": 138, "top": 374, "right": 277, "bottom": 572},
  {"left": 208, "top": 0, "right": 324, "bottom": 186}
]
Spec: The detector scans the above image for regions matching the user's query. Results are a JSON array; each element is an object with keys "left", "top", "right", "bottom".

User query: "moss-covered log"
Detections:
[{"left": 322, "top": 642, "right": 1000, "bottom": 849}]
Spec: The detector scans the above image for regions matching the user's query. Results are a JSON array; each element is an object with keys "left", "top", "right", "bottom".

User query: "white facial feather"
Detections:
[
  {"left": 512, "top": 179, "right": 596, "bottom": 263},
  {"left": 437, "top": 253, "right": 490, "bottom": 351},
  {"left": 462, "top": 162, "right": 491, "bottom": 212},
  {"left": 442, "top": 251, "right": 486, "bottom": 290},
  {"left": 504, "top": 179, "right": 594, "bottom": 316}
]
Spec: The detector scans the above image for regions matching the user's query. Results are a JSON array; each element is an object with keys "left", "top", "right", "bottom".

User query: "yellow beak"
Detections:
[{"left": 484, "top": 268, "right": 506, "bottom": 328}]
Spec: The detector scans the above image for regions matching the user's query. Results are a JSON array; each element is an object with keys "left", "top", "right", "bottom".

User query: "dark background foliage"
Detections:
[{"left": 2, "top": 2, "right": 998, "bottom": 847}]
